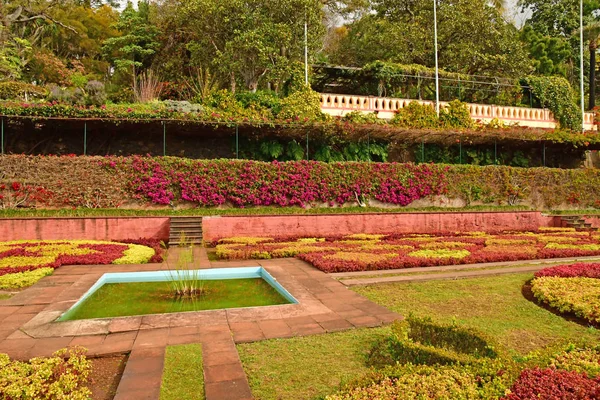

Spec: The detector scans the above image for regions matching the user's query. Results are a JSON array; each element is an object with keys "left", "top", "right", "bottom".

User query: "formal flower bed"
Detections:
[
  {"left": 0, "top": 347, "right": 91, "bottom": 400},
  {"left": 0, "top": 239, "right": 163, "bottom": 289},
  {"left": 530, "top": 263, "right": 600, "bottom": 325},
  {"left": 213, "top": 228, "right": 600, "bottom": 273}
]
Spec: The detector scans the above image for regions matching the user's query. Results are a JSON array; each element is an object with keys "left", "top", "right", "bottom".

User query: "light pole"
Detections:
[
  {"left": 433, "top": 0, "right": 440, "bottom": 116},
  {"left": 580, "top": 0, "right": 585, "bottom": 131},
  {"left": 304, "top": 10, "right": 309, "bottom": 86}
]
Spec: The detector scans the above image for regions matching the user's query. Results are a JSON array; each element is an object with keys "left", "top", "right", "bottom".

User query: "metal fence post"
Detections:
[
  {"left": 235, "top": 125, "right": 239, "bottom": 159},
  {"left": 84, "top": 122, "right": 87, "bottom": 155},
  {"left": 163, "top": 121, "right": 166, "bottom": 156},
  {"left": 494, "top": 140, "right": 497, "bottom": 165},
  {"left": 543, "top": 142, "right": 546, "bottom": 167},
  {"left": 1, "top": 117, "right": 4, "bottom": 155},
  {"left": 459, "top": 139, "right": 462, "bottom": 164},
  {"left": 306, "top": 133, "right": 309, "bottom": 160},
  {"left": 367, "top": 132, "right": 371, "bottom": 162}
]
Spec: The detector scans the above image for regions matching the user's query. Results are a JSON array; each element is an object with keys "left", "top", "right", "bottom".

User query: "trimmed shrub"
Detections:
[
  {"left": 277, "top": 86, "right": 324, "bottom": 121},
  {"left": 0, "top": 347, "right": 91, "bottom": 399},
  {"left": 391, "top": 101, "right": 439, "bottom": 128},
  {"left": 502, "top": 368, "right": 600, "bottom": 400},
  {"left": 367, "top": 316, "right": 500, "bottom": 368},
  {"left": 550, "top": 346, "right": 600, "bottom": 378},
  {"left": 530, "top": 276, "right": 600, "bottom": 324},
  {"left": 326, "top": 364, "right": 501, "bottom": 400}
]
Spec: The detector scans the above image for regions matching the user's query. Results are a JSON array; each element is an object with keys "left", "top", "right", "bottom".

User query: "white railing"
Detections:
[{"left": 319, "top": 93, "right": 597, "bottom": 131}]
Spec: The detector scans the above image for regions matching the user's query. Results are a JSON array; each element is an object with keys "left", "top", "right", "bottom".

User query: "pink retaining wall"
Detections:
[
  {"left": 0, "top": 217, "right": 170, "bottom": 242},
  {"left": 202, "top": 212, "right": 556, "bottom": 241}
]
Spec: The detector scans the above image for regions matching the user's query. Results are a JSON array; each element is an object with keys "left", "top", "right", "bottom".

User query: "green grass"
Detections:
[
  {"left": 160, "top": 343, "right": 204, "bottom": 400},
  {"left": 60, "top": 278, "right": 289, "bottom": 320},
  {"left": 0, "top": 205, "right": 530, "bottom": 218},
  {"left": 238, "top": 273, "right": 600, "bottom": 399},
  {"left": 352, "top": 273, "right": 600, "bottom": 354},
  {"left": 237, "top": 327, "right": 390, "bottom": 400},
  {"left": 0, "top": 293, "right": 11, "bottom": 300}
]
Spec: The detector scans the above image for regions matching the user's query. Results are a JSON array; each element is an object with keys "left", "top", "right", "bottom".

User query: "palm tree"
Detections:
[{"left": 583, "top": 20, "right": 600, "bottom": 109}]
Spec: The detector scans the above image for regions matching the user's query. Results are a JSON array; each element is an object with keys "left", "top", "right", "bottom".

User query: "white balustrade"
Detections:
[{"left": 319, "top": 93, "right": 597, "bottom": 131}]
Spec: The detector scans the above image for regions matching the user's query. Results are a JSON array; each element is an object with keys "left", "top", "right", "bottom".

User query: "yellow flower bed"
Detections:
[
  {"left": 0, "top": 268, "right": 54, "bottom": 290},
  {"left": 271, "top": 245, "right": 339, "bottom": 258},
  {"left": 343, "top": 234, "right": 386, "bottom": 240},
  {"left": 539, "top": 227, "right": 577, "bottom": 232},
  {"left": 481, "top": 245, "right": 538, "bottom": 255},
  {"left": 545, "top": 243, "right": 600, "bottom": 251},
  {"left": 325, "top": 252, "right": 397, "bottom": 264},
  {"left": 113, "top": 244, "right": 156, "bottom": 264},
  {"left": 531, "top": 277, "right": 600, "bottom": 324},
  {"left": 408, "top": 249, "right": 471, "bottom": 259},
  {"left": 220, "top": 237, "right": 273, "bottom": 245},
  {"left": 485, "top": 239, "right": 536, "bottom": 246},
  {"left": 422, "top": 241, "right": 471, "bottom": 249}
]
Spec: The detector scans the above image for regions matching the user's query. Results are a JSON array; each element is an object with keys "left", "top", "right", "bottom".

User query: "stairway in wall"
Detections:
[
  {"left": 169, "top": 217, "right": 203, "bottom": 245},
  {"left": 560, "top": 215, "right": 598, "bottom": 232}
]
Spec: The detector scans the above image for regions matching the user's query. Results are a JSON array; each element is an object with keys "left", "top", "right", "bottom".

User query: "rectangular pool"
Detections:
[{"left": 59, "top": 267, "right": 297, "bottom": 321}]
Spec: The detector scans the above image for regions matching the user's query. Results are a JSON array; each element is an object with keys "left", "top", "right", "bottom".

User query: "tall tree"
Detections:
[
  {"left": 331, "top": 0, "right": 529, "bottom": 77},
  {"left": 583, "top": 19, "right": 600, "bottom": 109},
  {"left": 172, "top": 0, "right": 325, "bottom": 92},
  {"left": 102, "top": 1, "right": 161, "bottom": 78}
]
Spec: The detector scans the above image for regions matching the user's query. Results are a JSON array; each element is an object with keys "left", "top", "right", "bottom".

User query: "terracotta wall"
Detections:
[
  {"left": 0, "top": 217, "right": 170, "bottom": 242},
  {"left": 583, "top": 216, "right": 600, "bottom": 228},
  {"left": 202, "top": 212, "right": 556, "bottom": 241}
]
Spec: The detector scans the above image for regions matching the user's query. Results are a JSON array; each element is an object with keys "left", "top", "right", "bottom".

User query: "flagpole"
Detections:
[
  {"left": 433, "top": 0, "right": 440, "bottom": 116},
  {"left": 580, "top": 0, "right": 586, "bottom": 132}
]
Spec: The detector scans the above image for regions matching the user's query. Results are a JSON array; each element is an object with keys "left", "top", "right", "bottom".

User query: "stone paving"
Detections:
[{"left": 0, "top": 248, "right": 402, "bottom": 400}]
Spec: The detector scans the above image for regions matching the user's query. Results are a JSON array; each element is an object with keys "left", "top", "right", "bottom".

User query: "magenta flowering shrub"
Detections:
[{"left": 104, "top": 157, "right": 449, "bottom": 207}]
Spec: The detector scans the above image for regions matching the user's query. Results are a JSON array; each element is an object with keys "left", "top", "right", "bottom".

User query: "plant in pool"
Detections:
[{"left": 167, "top": 234, "right": 206, "bottom": 299}]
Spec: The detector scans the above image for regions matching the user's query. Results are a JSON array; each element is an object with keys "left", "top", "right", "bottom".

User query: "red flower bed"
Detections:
[
  {"left": 535, "top": 263, "right": 600, "bottom": 279},
  {"left": 502, "top": 368, "right": 600, "bottom": 400}
]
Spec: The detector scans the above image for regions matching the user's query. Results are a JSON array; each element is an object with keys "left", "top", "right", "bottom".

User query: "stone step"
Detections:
[
  {"left": 170, "top": 217, "right": 203, "bottom": 222},
  {"left": 170, "top": 228, "right": 203, "bottom": 234}
]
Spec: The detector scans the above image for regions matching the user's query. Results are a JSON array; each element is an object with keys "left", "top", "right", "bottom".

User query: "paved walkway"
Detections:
[
  {"left": 334, "top": 255, "right": 600, "bottom": 286},
  {"left": 0, "top": 249, "right": 402, "bottom": 400}
]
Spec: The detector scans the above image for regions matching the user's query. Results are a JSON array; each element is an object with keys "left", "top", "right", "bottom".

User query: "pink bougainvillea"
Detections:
[{"left": 103, "top": 157, "right": 448, "bottom": 208}]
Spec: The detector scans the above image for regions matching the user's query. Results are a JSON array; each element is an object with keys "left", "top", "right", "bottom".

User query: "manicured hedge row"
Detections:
[{"left": 2, "top": 155, "right": 600, "bottom": 209}]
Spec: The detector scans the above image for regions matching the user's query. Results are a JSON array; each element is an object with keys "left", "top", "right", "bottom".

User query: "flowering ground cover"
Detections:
[
  {"left": 0, "top": 239, "right": 163, "bottom": 290},
  {"left": 530, "top": 263, "right": 600, "bottom": 325},
  {"left": 213, "top": 228, "right": 600, "bottom": 273}
]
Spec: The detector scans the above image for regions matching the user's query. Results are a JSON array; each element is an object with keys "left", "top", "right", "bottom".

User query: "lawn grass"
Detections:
[
  {"left": 238, "top": 273, "right": 600, "bottom": 400},
  {"left": 237, "top": 327, "right": 390, "bottom": 400},
  {"left": 352, "top": 273, "right": 600, "bottom": 354},
  {"left": 0, "top": 293, "right": 11, "bottom": 300},
  {"left": 60, "top": 278, "right": 289, "bottom": 320},
  {"left": 160, "top": 344, "right": 204, "bottom": 400},
  {"left": 0, "top": 205, "right": 530, "bottom": 218}
]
